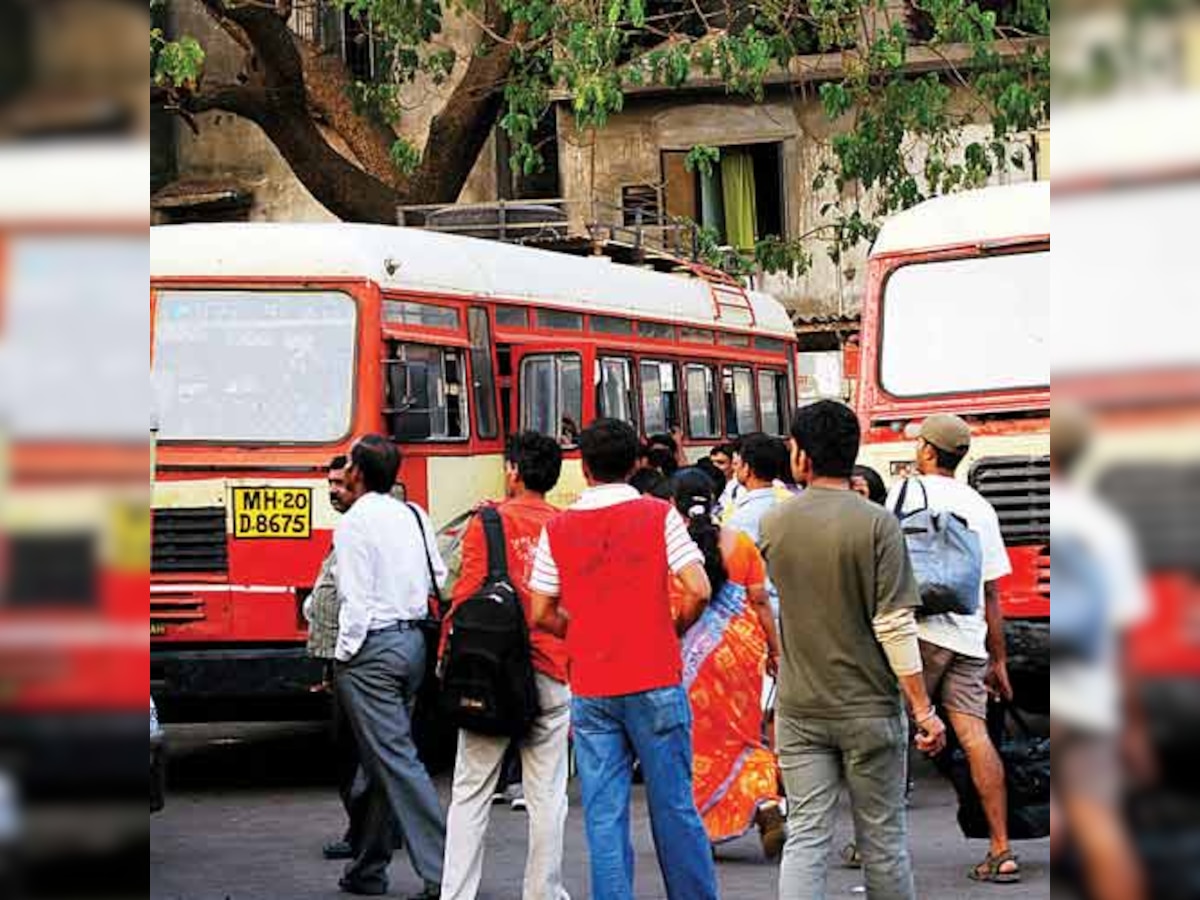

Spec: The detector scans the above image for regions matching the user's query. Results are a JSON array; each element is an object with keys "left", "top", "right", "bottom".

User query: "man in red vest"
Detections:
[{"left": 530, "top": 418, "right": 719, "bottom": 900}]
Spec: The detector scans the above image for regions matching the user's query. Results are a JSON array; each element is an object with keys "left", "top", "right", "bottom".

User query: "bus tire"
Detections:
[{"left": 1005, "top": 618, "right": 1049, "bottom": 715}]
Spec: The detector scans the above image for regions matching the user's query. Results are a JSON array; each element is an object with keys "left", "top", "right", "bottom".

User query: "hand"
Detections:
[
  {"left": 914, "top": 710, "right": 947, "bottom": 756},
  {"left": 765, "top": 649, "right": 779, "bottom": 678},
  {"left": 1121, "top": 723, "right": 1158, "bottom": 787},
  {"left": 985, "top": 658, "right": 1014, "bottom": 703}
]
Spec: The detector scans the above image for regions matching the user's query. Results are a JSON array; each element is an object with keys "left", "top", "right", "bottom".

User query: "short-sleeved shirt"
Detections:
[
  {"left": 886, "top": 474, "right": 1012, "bottom": 659},
  {"left": 445, "top": 495, "right": 569, "bottom": 684},
  {"left": 761, "top": 486, "right": 921, "bottom": 720}
]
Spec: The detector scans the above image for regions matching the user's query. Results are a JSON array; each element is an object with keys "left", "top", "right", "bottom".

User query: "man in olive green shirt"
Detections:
[{"left": 761, "top": 401, "right": 946, "bottom": 900}]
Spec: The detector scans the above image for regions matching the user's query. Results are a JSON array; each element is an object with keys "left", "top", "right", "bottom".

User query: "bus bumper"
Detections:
[{"left": 150, "top": 646, "right": 327, "bottom": 721}]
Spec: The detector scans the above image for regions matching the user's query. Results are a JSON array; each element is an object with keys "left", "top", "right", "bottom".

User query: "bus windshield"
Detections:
[
  {"left": 880, "top": 250, "right": 1049, "bottom": 398},
  {"left": 153, "top": 290, "right": 357, "bottom": 443}
]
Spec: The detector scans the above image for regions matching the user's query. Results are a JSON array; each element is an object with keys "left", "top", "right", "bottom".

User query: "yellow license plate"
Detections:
[{"left": 231, "top": 486, "right": 313, "bottom": 539}]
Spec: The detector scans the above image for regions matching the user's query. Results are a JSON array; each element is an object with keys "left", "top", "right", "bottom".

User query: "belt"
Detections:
[{"left": 369, "top": 620, "right": 423, "bottom": 635}]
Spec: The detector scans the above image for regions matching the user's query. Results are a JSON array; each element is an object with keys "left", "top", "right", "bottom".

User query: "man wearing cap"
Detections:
[{"left": 887, "top": 414, "right": 1019, "bottom": 884}]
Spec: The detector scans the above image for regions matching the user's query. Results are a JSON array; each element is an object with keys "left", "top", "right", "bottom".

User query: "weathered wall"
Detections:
[
  {"left": 164, "top": 1, "right": 498, "bottom": 222},
  {"left": 557, "top": 87, "right": 1039, "bottom": 318}
]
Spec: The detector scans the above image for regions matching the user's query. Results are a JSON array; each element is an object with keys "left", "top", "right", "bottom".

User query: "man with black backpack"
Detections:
[
  {"left": 886, "top": 414, "right": 1018, "bottom": 884},
  {"left": 440, "top": 432, "right": 571, "bottom": 900}
]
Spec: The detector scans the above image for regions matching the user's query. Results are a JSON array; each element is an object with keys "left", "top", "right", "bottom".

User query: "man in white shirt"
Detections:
[
  {"left": 333, "top": 434, "right": 448, "bottom": 899},
  {"left": 887, "top": 414, "right": 1018, "bottom": 884}
]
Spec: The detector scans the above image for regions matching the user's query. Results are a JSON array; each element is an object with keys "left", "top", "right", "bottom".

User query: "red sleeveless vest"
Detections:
[{"left": 545, "top": 496, "right": 681, "bottom": 697}]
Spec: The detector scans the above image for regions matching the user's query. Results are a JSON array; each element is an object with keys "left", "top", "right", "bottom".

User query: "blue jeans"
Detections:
[{"left": 572, "top": 686, "right": 719, "bottom": 900}]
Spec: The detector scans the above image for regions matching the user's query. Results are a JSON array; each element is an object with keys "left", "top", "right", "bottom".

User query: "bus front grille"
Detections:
[
  {"left": 968, "top": 456, "right": 1051, "bottom": 546},
  {"left": 152, "top": 507, "right": 228, "bottom": 574}
]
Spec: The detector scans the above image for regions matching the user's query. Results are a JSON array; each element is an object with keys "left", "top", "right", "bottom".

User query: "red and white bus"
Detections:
[
  {"left": 149, "top": 224, "right": 797, "bottom": 719},
  {"left": 855, "top": 181, "right": 1051, "bottom": 709}
]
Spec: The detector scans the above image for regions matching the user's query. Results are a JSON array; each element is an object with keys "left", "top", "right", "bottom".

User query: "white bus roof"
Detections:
[
  {"left": 870, "top": 181, "right": 1049, "bottom": 257},
  {"left": 0, "top": 141, "right": 149, "bottom": 224},
  {"left": 150, "top": 223, "right": 795, "bottom": 338}
]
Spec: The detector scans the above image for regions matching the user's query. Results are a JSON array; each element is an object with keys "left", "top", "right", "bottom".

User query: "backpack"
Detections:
[
  {"left": 1048, "top": 535, "right": 1108, "bottom": 663},
  {"left": 892, "top": 477, "right": 983, "bottom": 617},
  {"left": 439, "top": 506, "right": 540, "bottom": 740}
]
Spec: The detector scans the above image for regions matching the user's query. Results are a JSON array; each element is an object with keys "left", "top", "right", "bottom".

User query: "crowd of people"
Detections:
[{"left": 303, "top": 400, "right": 1025, "bottom": 899}]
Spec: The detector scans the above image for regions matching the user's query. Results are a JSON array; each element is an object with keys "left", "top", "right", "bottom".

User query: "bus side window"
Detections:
[
  {"left": 684, "top": 363, "right": 719, "bottom": 439},
  {"left": 520, "top": 353, "right": 582, "bottom": 448},
  {"left": 723, "top": 366, "right": 757, "bottom": 436},
  {"left": 640, "top": 360, "right": 680, "bottom": 434},
  {"left": 757, "top": 369, "right": 789, "bottom": 436},
  {"left": 385, "top": 342, "right": 469, "bottom": 442},
  {"left": 597, "top": 356, "right": 637, "bottom": 427}
]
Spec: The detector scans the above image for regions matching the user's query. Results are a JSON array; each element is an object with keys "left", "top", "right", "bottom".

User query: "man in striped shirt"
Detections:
[{"left": 531, "top": 418, "right": 719, "bottom": 900}]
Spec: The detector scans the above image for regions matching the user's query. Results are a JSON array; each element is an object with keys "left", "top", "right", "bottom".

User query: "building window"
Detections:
[
  {"left": 662, "top": 143, "right": 784, "bottom": 252},
  {"left": 521, "top": 353, "right": 583, "bottom": 447},
  {"left": 597, "top": 356, "right": 637, "bottom": 425},
  {"left": 468, "top": 308, "right": 498, "bottom": 440},
  {"left": 723, "top": 366, "right": 757, "bottom": 436},
  {"left": 495, "top": 110, "right": 561, "bottom": 200},
  {"left": 758, "top": 369, "right": 789, "bottom": 436},
  {"left": 621, "top": 184, "right": 662, "bottom": 226},
  {"left": 685, "top": 363, "right": 720, "bottom": 439},
  {"left": 385, "top": 342, "right": 468, "bottom": 442},
  {"left": 641, "top": 360, "right": 681, "bottom": 434}
]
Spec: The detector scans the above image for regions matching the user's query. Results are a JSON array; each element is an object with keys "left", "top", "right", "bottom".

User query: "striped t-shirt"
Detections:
[{"left": 530, "top": 483, "right": 703, "bottom": 597}]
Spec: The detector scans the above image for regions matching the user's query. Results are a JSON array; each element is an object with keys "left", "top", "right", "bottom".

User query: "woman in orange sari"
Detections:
[{"left": 669, "top": 468, "right": 786, "bottom": 859}]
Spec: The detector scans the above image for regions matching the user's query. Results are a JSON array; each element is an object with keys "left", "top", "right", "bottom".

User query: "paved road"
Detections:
[{"left": 151, "top": 722, "right": 1048, "bottom": 900}]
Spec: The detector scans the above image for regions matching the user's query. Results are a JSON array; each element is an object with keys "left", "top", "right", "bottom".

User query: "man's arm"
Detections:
[
  {"left": 983, "top": 580, "right": 1013, "bottom": 701},
  {"left": 874, "top": 517, "right": 946, "bottom": 755},
  {"left": 748, "top": 582, "right": 781, "bottom": 676},
  {"left": 673, "top": 561, "right": 712, "bottom": 632},
  {"left": 334, "top": 520, "right": 372, "bottom": 663},
  {"left": 529, "top": 528, "right": 568, "bottom": 637}
]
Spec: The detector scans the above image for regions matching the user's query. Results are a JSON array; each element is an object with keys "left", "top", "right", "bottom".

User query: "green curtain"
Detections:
[{"left": 721, "top": 150, "right": 758, "bottom": 251}]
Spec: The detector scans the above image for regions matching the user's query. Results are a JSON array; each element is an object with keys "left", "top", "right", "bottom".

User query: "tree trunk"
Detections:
[{"left": 170, "top": 0, "right": 520, "bottom": 222}]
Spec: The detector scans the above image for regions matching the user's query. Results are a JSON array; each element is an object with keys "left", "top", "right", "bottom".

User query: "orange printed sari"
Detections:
[{"left": 679, "top": 533, "right": 782, "bottom": 843}]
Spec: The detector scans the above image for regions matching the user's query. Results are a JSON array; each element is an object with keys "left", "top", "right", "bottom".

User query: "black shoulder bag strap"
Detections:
[
  {"left": 891, "top": 476, "right": 930, "bottom": 521},
  {"left": 479, "top": 506, "right": 510, "bottom": 583},
  {"left": 405, "top": 502, "right": 446, "bottom": 619}
]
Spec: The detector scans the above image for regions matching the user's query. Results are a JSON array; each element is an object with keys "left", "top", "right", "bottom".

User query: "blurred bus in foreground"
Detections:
[{"left": 0, "top": 141, "right": 149, "bottom": 865}]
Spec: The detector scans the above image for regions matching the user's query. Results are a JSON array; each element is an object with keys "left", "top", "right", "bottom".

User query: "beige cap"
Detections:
[{"left": 918, "top": 414, "right": 972, "bottom": 454}]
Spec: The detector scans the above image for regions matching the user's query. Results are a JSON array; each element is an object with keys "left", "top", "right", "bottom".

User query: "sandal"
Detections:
[
  {"left": 968, "top": 849, "right": 1021, "bottom": 884},
  {"left": 840, "top": 842, "right": 861, "bottom": 868}
]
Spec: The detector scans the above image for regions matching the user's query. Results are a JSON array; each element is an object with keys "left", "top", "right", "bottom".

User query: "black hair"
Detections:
[
  {"left": 328, "top": 454, "right": 348, "bottom": 471},
  {"left": 505, "top": 431, "right": 563, "bottom": 495},
  {"left": 738, "top": 432, "right": 783, "bottom": 483},
  {"left": 853, "top": 465, "right": 888, "bottom": 505},
  {"left": 646, "top": 443, "right": 679, "bottom": 477},
  {"left": 710, "top": 443, "right": 735, "bottom": 459},
  {"left": 789, "top": 401, "right": 860, "bottom": 479},
  {"left": 931, "top": 444, "right": 967, "bottom": 474},
  {"left": 629, "top": 467, "right": 672, "bottom": 499},
  {"left": 695, "top": 456, "right": 727, "bottom": 495},
  {"left": 669, "top": 467, "right": 727, "bottom": 594},
  {"left": 579, "top": 418, "right": 640, "bottom": 483},
  {"left": 351, "top": 434, "right": 401, "bottom": 493},
  {"left": 769, "top": 437, "right": 795, "bottom": 487}
]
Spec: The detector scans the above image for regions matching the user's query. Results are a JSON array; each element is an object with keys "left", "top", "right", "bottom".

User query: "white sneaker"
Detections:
[{"left": 504, "top": 783, "right": 526, "bottom": 812}]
